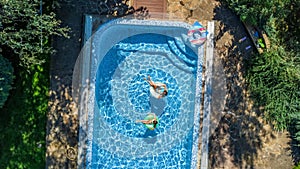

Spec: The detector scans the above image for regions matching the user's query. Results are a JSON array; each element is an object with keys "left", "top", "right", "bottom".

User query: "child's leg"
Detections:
[
  {"left": 144, "top": 76, "right": 157, "bottom": 89},
  {"left": 147, "top": 76, "right": 157, "bottom": 87},
  {"left": 136, "top": 119, "right": 151, "bottom": 124}
]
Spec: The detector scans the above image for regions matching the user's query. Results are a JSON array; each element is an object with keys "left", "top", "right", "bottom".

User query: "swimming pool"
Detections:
[{"left": 76, "top": 17, "right": 204, "bottom": 169}]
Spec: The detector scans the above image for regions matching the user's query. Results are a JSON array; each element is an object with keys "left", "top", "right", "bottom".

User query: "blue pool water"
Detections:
[{"left": 91, "top": 32, "right": 201, "bottom": 168}]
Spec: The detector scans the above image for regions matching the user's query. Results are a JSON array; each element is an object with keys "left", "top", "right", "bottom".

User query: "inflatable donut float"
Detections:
[
  {"left": 187, "top": 21, "right": 207, "bottom": 45},
  {"left": 144, "top": 114, "right": 159, "bottom": 130}
]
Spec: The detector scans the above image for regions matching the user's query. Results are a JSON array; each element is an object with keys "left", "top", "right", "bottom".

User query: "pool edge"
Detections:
[{"left": 77, "top": 15, "right": 205, "bottom": 169}]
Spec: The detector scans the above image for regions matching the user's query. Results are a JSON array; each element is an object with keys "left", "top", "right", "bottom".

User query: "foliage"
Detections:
[
  {"left": 294, "top": 162, "right": 300, "bottom": 169},
  {"left": 223, "top": 0, "right": 300, "bottom": 51},
  {"left": 0, "top": 0, "right": 69, "bottom": 68},
  {"left": 247, "top": 47, "right": 300, "bottom": 130},
  {"left": 222, "top": 0, "right": 300, "bottom": 143},
  {"left": 0, "top": 54, "right": 14, "bottom": 108},
  {"left": 0, "top": 60, "right": 49, "bottom": 168},
  {"left": 223, "top": 0, "right": 292, "bottom": 26}
]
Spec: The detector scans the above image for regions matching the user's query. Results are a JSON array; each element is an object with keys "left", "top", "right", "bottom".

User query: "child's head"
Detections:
[{"left": 153, "top": 119, "right": 158, "bottom": 128}]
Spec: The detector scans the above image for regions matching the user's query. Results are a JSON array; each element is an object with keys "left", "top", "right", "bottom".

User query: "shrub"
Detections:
[
  {"left": 0, "top": 59, "right": 48, "bottom": 168},
  {"left": 0, "top": 54, "right": 14, "bottom": 108},
  {"left": 247, "top": 47, "right": 300, "bottom": 130}
]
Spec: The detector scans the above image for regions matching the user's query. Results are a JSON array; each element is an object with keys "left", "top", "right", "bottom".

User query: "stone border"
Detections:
[{"left": 200, "top": 21, "right": 214, "bottom": 169}]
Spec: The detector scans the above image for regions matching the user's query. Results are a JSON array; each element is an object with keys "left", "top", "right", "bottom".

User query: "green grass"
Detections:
[{"left": 0, "top": 61, "right": 49, "bottom": 169}]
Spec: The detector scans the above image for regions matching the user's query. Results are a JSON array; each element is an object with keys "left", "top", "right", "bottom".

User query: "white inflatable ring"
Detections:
[{"left": 150, "top": 82, "right": 165, "bottom": 99}]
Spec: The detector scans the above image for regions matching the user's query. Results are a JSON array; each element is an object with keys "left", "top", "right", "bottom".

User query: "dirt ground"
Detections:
[
  {"left": 196, "top": 1, "right": 296, "bottom": 169},
  {"left": 46, "top": 0, "right": 296, "bottom": 168}
]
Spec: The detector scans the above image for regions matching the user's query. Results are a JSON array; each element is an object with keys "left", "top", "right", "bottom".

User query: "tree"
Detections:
[
  {"left": 0, "top": 0, "right": 69, "bottom": 68},
  {"left": 0, "top": 54, "right": 14, "bottom": 108}
]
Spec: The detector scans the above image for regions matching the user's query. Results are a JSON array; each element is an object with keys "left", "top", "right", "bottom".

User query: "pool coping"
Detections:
[
  {"left": 76, "top": 15, "right": 204, "bottom": 169},
  {"left": 200, "top": 21, "right": 215, "bottom": 169}
]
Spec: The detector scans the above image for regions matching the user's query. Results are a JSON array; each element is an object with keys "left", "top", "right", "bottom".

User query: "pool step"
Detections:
[
  {"left": 115, "top": 43, "right": 196, "bottom": 73},
  {"left": 167, "top": 38, "right": 197, "bottom": 67}
]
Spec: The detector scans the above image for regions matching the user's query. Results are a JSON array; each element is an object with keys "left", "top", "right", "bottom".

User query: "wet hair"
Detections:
[
  {"left": 163, "top": 91, "right": 168, "bottom": 96},
  {"left": 153, "top": 120, "right": 158, "bottom": 128}
]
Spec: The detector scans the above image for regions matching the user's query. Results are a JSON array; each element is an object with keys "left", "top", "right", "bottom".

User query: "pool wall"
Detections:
[{"left": 75, "top": 15, "right": 203, "bottom": 169}]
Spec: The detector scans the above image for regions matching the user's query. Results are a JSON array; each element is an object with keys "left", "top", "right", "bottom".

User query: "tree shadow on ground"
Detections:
[
  {"left": 208, "top": 2, "right": 270, "bottom": 168},
  {"left": 93, "top": 0, "right": 149, "bottom": 18}
]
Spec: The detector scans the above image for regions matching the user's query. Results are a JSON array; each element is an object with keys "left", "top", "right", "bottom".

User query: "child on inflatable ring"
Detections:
[
  {"left": 136, "top": 113, "right": 159, "bottom": 130},
  {"left": 144, "top": 75, "right": 168, "bottom": 99}
]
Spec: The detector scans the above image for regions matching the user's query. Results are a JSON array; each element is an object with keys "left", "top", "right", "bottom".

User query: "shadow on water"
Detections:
[
  {"left": 142, "top": 130, "right": 158, "bottom": 143},
  {"left": 207, "top": 1, "right": 269, "bottom": 168},
  {"left": 149, "top": 96, "right": 166, "bottom": 117}
]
